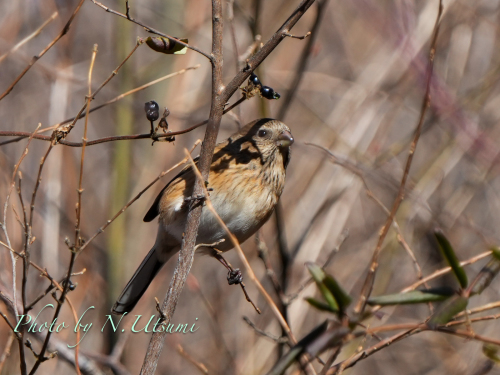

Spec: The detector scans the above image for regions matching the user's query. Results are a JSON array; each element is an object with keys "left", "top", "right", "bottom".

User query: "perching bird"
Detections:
[{"left": 112, "top": 118, "right": 294, "bottom": 314}]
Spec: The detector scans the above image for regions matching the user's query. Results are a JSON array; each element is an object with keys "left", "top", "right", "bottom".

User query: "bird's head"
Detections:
[{"left": 239, "top": 118, "right": 294, "bottom": 168}]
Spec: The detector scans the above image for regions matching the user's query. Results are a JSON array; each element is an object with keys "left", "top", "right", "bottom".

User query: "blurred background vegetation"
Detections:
[{"left": 2, "top": 0, "right": 500, "bottom": 374}]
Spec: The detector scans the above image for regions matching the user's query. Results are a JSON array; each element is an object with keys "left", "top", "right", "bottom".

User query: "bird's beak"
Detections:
[{"left": 276, "top": 130, "right": 294, "bottom": 148}]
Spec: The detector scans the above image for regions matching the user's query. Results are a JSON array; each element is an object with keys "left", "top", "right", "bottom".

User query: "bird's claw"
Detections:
[{"left": 184, "top": 193, "right": 206, "bottom": 206}]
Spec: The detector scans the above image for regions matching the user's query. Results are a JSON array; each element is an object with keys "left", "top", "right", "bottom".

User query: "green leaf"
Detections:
[
  {"left": 483, "top": 344, "right": 500, "bottom": 363},
  {"left": 145, "top": 37, "right": 188, "bottom": 55},
  {"left": 323, "top": 275, "right": 352, "bottom": 312},
  {"left": 427, "top": 295, "right": 468, "bottom": 329},
  {"left": 305, "top": 297, "right": 338, "bottom": 313},
  {"left": 434, "top": 229, "right": 468, "bottom": 289},
  {"left": 492, "top": 247, "right": 500, "bottom": 261},
  {"left": 367, "top": 288, "right": 455, "bottom": 306},
  {"left": 306, "top": 262, "right": 339, "bottom": 312}
]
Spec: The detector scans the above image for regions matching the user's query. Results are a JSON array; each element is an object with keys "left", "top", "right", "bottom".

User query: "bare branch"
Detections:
[
  {"left": 90, "top": 0, "right": 212, "bottom": 60},
  {"left": 0, "top": 0, "right": 85, "bottom": 100},
  {"left": 353, "top": 0, "right": 444, "bottom": 316},
  {"left": 176, "top": 344, "right": 211, "bottom": 375},
  {"left": 0, "top": 12, "right": 58, "bottom": 64},
  {"left": 283, "top": 31, "right": 311, "bottom": 39}
]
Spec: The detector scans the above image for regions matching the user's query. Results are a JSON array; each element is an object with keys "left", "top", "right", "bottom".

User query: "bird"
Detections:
[{"left": 112, "top": 118, "right": 294, "bottom": 315}]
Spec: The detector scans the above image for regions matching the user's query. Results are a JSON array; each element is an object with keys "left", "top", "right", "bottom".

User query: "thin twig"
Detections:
[
  {"left": 25, "top": 269, "right": 86, "bottom": 311},
  {"left": 318, "top": 347, "right": 341, "bottom": 375},
  {"left": 0, "top": 0, "right": 85, "bottom": 100},
  {"left": 285, "top": 231, "right": 348, "bottom": 305},
  {"left": 0, "top": 12, "right": 58, "bottom": 64},
  {"left": 256, "top": 234, "right": 286, "bottom": 301},
  {"left": 0, "top": 88, "right": 244, "bottom": 148},
  {"left": 76, "top": 140, "right": 201, "bottom": 256},
  {"left": 0, "top": 331, "right": 15, "bottom": 373},
  {"left": 238, "top": 34, "right": 261, "bottom": 63},
  {"left": 283, "top": 31, "right": 311, "bottom": 40},
  {"left": 455, "top": 301, "right": 500, "bottom": 318},
  {"left": 187, "top": 150, "right": 317, "bottom": 375},
  {"left": 187, "top": 274, "right": 238, "bottom": 373},
  {"left": 74, "top": 44, "right": 97, "bottom": 249},
  {"left": 176, "top": 344, "right": 211, "bottom": 375},
  {"left": 402, "top": 250, "right": 493, "bottom": 292},
  {"left": 306, "top": 144, "right": 430, "bottom": 302},
  {"left": 43, "top": 65, "right": 200, "bottom": 133},
  {"left": 140, "top": 2, "right": 319, "bottom": 374},
  {"left": 1, "top": 124, "right": 40, "bottom": 375},
  {"left": 0, "top": 311, "right": 21, "bottom": 339},
  {"left": 0, "top": 65, "right": 200, "bottom": 147},
  {"left": 53, "top": 41, "right": 141, "bottom": 141},
  {"left": 71, "top": 43, "right": 98, "bottom": 375},
  {"left": 139, "top": 2, "right": 226, "bottom": 372},
  {"left": 353, "top": 0, "right": 443, "bottom": 316},
  {"left": 90, "top": 0, "right": 212, "bottom": 60},
  {"left": 28, "top": 44, "right": 98, "bottom": 375},
  {"left": 243, "top": 316, "right": 288, "bottom": 344},
  {"left": 186, "top": 151, "right": 294, "bottom": 337}
]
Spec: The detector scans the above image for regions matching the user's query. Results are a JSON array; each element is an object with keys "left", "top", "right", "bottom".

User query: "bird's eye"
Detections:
[{"left": 258, "top": 129, "right": 268, "bottom": 137}]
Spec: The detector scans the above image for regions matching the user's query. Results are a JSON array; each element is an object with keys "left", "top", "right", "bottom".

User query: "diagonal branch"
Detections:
[
  {"left": 140, "top": 1, "right": 318, "bottom": 373},
  {"left": 353, "top": 0, "right": 444, "bottom": 316},
  {"left": 90, "top": 0, "right": 212, "bottom": 60},
  {"left": 0, "top": 0, "right": 85, "bottom": 101},
  {"left": 139, "top": 1, "right": 225, "bottom": 373}
]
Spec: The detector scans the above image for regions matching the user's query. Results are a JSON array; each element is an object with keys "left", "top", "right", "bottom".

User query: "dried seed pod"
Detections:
[{"left": 145, "top": 36, "right": 188, "bottom": 55}]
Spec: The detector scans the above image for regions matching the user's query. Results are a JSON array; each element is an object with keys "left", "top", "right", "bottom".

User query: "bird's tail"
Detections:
[{"left": 112, "top": 246, "right": 172, "bottom": 315}]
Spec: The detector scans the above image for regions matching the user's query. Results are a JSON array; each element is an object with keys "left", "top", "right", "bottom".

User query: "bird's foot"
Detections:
[
  {"left": 184, "top": 193, "right": 206, "bottom": 207},
  {"left": 184, "top": 188, "right": 213, "bottom": 208}
]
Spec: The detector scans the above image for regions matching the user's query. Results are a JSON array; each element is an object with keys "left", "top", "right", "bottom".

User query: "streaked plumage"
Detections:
[{"left": 112, "top": 118, "right": 293, "bottom": 314}]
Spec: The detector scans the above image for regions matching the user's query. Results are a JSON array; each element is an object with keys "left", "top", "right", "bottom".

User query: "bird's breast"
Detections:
[{"left": 195, "top": 166, "right": 279, "bottom": 249}]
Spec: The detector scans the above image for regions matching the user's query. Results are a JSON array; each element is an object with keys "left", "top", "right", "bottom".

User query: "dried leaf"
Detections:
[{"left": 145, "top": 37, "right": 188, "bottom": 55}]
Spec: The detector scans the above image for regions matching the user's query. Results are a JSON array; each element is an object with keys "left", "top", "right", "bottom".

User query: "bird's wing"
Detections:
[{"left": 143, "top": 156, "right": 200, "bottom": 222}]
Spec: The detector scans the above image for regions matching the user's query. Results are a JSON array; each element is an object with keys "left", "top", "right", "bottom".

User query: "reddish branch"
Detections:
[{"left": 353, "top": 0, "right": 444, "bottom": 316}]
